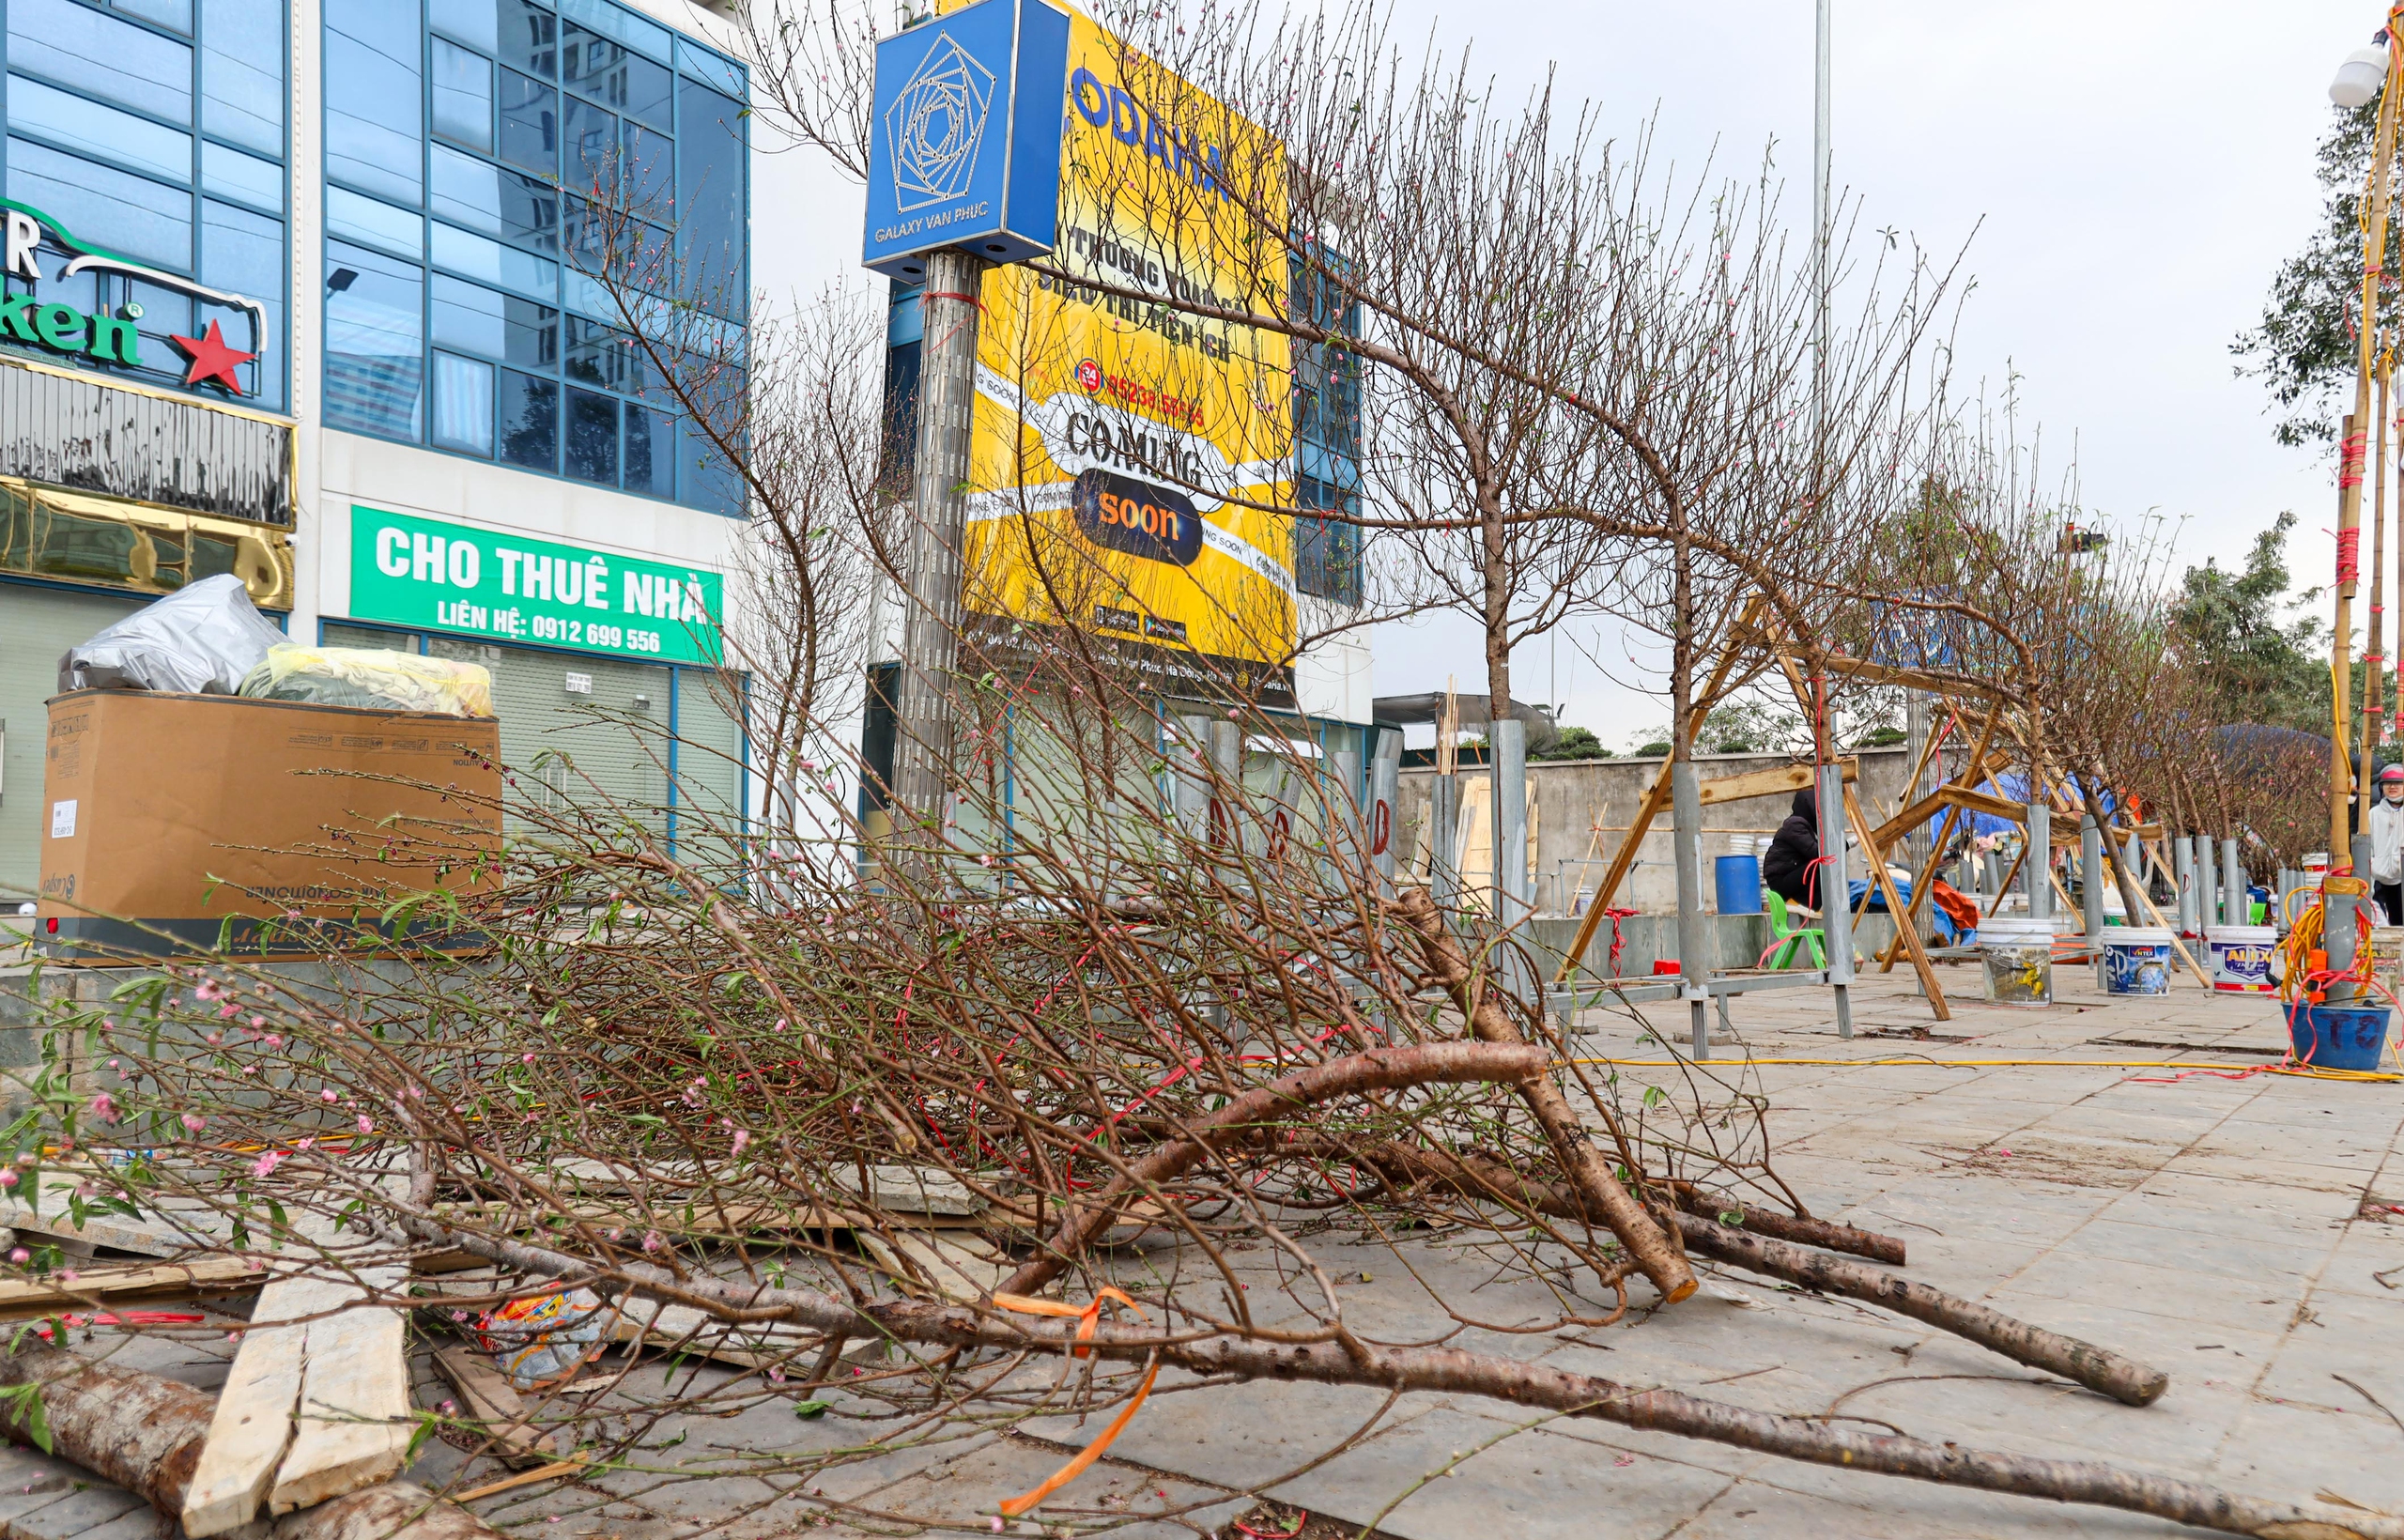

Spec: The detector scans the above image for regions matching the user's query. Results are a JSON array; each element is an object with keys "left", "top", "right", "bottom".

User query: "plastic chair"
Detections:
[{"left": 1762, "top": 889, "right": 1827, "bottom": 970}]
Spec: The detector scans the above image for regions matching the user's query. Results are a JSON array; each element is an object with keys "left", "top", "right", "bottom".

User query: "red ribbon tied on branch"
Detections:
[
  {"left": 2343, "top": 428, "right": 2370, "bottom": 490},
  {"left": 2340, "top": 526, "right": 2364, "bottom": 587}
]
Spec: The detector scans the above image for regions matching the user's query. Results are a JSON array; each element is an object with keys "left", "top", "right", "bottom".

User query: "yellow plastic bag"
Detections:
[{"left": 237, "top": 643, "right": 494, "bottom": 717}]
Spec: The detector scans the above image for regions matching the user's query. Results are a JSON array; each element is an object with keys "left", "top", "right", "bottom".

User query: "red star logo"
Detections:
[{"left": 167, "top": 318, "right": 254, "bottom": 393}]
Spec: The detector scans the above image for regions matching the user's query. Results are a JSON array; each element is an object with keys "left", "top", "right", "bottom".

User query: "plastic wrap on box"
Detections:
[
  {"left": 476, "top": 1288, "right": 617, "bottom": 1392},
  {"left": 57, "top": 574, "right": 287, "bottom": 695},
  {"left": 238, "top": 643, "right": 495, "bottom": 717}
]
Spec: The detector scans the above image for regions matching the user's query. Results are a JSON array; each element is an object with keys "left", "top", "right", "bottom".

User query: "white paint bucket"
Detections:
[
  {"left": 2204, "top": 924, "right": 2276, "bottom": 993},
  {"left": 1979, "top": 916, "right": 2054, "bottom": 1007},
  {"left": 2104, "top": 926, "right": 2176, "bottom": 995}
]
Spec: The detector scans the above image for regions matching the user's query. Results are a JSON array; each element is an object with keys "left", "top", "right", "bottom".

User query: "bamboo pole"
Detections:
[
  {"left": 2368, "top": 349, "right": 2390, "bottom": 788},
  {"left": 2333, "top": 27, "right": 2404, "bottom": 863}
]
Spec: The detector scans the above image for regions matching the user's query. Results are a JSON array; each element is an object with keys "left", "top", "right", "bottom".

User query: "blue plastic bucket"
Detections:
[
  {"left": 1714, "top": 854, "right": 1763, "bottom": 916},
  {"left": 2288, "top": 1003, "right": 2393, "bottom": 1071}
]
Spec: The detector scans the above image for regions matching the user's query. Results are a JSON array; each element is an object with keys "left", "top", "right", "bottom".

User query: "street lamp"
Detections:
[{"left": 2335, "top": 39, "right": 2391, "bottom": 107}]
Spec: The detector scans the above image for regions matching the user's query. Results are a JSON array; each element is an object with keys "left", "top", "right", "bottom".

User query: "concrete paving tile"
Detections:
[
  {"left": 2095, "top": 1169, "right": 2364, "bottom": 1230},
  {"left": 1256, "top": 1407, "right": 1739, "bottom": 1540},
  {"left": 1996, "top": 1254, "right": 2306, "bottom": 1334},
  {"left": 2151, "top": 1151, "right": 2374, "bottom": 1196},
  {"left": 1025, "top": 1378, "right": 1425, "bottom": 1498},
  {"left": 2046, "top": 1215, "right": 2334, "bottom": 1285},
  {"left": 2211, "top": 1396, "right": 2404, "bottom": 1512},
  {"left": 1670, "top": 1471, "right": 2188, "bottom": 1538}
]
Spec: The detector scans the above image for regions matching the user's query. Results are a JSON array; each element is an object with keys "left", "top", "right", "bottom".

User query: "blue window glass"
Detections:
[
  {"left": 325, "top": 242, "right": 424, "bottom": 439},
  {"left": 679, "top": 412, "right": 741, "bottom": 516},
  {"left": 432, "top": 274, "right": 556, "bottom": 368},
  {"left": 202, "top": 200, "right": 281, "bottom": 295},
  {"left": 674, "top": 37, "right": 743, "bottom": 99},
  {"left": 200, "top": 0, "right": 284, "bottom": 154},
  {"left": 325, "top": 0, "right": 424, "bottom": 206},
  {"left": 498, "top": 367, "right": 557, "bottom": 469},
  {"left": 624, "top": 121, "right": 670, "bottom": 219},
  {"left": 560, "top": 0, "right": 669, "bottom": 65},
  {"left": 7, "top": 139, "right": 190, "bottom": 269},
  {"left": 430, "top": 144, "right": 557, "bottom": 252},
  {"left": 432, "top": 0, "right": 554, "bottom": 75},
  {"left": 562, "top": 98, "right": 616, "bottom": 198},
  {"left": 6, "top": 75, "right": 192, "bottom": 185},
  {"left": 326, "top": 187, "right": 423, "bottom": 258},
  {"left": 202, "top": 143, "right": 283, "bottom": 212},
  {"left": 432, "top": 351, "right": 495, "bottom": 454},
  {"left": 497, "top": 68, "right": 557, "bottom": 177},
  {"left": 564, "top": 386, "right": 617, "bottom": 484},
  {"left": 675, "top": 79, "right": 746, "bottom": 320},
  {"left": 563, "top": 315, "right": 632, "bottom": 390},
  {"left": 624, "top": 404, "right": 670, "bottom": 498},
  {"left": 128, "top": 276, "right": 190, "bottom": 365},
  {"left": 431, "top": 220, "right": 558, "bottom": 300},
  {"left": 562, "top": 21, "right": 670, "bottom": 129},
  {"left": 433, "top": 39, "right": 495, "bottom": 155},
  {"left": 7, "top": 0, "right": 193, "bottom": 124},
  {"left": 114, "top": 0, "right": 193, "bottom": 35}
]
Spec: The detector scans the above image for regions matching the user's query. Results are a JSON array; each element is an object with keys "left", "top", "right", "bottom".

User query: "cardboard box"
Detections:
[{"left": 36, "top": 689, "right": 501, "bottom": 961}]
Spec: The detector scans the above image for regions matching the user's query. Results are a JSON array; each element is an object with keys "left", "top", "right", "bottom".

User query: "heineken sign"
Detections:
[
  {"left": 1, "top": 201, "right": 267, "bottom": 393},
  {"left": 349, "top": 506, "right": 725, "bottom": 665}
]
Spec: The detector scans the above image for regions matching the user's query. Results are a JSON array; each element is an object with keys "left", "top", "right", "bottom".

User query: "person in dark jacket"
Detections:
[{"left": 1761, "top": 789, "right": 1821, "bottom": 908}]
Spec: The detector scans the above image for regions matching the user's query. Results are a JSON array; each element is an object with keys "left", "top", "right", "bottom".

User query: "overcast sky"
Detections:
[{"left": 753, "top": 2, "right": 2376, "bottom": 745}]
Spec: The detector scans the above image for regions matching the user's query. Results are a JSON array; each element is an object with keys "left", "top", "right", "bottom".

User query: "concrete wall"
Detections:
[{"left": 1399, "top": 746, "right": 1931, "bottom": 916}]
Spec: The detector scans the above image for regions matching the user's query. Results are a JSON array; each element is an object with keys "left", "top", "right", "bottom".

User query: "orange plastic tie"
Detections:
[{"left": 994, "top": 1288, "right": 1161, "bottom": 1518}]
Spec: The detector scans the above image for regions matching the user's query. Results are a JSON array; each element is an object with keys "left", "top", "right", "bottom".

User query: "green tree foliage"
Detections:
[
  {"left": 1532, "top": 725, "right": 1612, "bottom": 761},
  {"left": 2232, "top": 102, "right": 2396, "bottom": 447},
  {"left": 2172, "top": 511, "right": 2328, "bottom": 731}
]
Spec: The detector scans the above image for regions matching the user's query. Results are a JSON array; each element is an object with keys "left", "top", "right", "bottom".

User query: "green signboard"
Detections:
[{"left": 347, "top": 505, "right": 725, "bottom": 665}]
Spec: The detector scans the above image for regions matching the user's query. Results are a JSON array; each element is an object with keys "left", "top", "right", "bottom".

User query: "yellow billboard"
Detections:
[{"left": 960, "top": 11, "right": 1296, "bottom": 705}]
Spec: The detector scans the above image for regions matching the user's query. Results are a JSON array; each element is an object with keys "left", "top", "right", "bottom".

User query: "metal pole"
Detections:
[
  {"left": 1812, "top": 0, "right": 1831, "bottom": 420},
  {"left": 1820, "top": 762, "right": 1853, "bottom": 1039},
  {"left": 2080, "top": 815, "right": 2105, "bottom": 986},
  {"left": 2223, "top": 837, "right": 2246, "bottom": 928},
  {"left": 2026, "top": 803, "right": 2050, "bottom": 922},
  {"left": 1903, "top": 691, "right": 1931, "bottom": 876},
  {"left": 1429, "top": 773, "right": 1459, "bottom": 908},
  {"left": 1370, "top": 729, "right": 1401, "bottom": 888},
  {"left": 2174, "top": 836, "right": 2196, "bottom": 935},
  {"left": 1672, "top": 758, "right": 1711, "bottom": 1057},
  {"left": 889, "top": 249, "right": 987, "bottom": 838},
  {"left": 1493, "top": 717, "right": 1530, "bottom": 928},
  {"left": 1208, "top": 716, "right": 1242, "bottom": 853},
  {"left": 2195, "top": 835, "right": 2216, "bottom": 931}
]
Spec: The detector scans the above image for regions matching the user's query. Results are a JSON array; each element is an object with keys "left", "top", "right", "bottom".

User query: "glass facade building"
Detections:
[
  {"left": 1288, "top": 248, "right": 1362, "bottom": 608},
  {"left": 321, "top": 0, "right": 748, "bottom": 514},
  {"left": 0, "top": 0, "right": 758, "bottom": 908},
  {"left": 3, "top": 0, "right": 289, "bottom": 407}
]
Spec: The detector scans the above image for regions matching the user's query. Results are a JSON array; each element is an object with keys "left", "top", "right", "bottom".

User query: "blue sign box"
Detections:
[{"left": 863, "top": 0, "right": 1070, "bottom": 278}]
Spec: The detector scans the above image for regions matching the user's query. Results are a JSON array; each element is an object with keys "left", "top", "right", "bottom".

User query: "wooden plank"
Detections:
[
  {"left": 610, "top": 1298, "right": 814, "bottom": 1371},
  {"left": 268, "top": 1302, "right": 414, "bottom": 1515},
  {"left": 182, "top": 1273, "right": 357, "bottom": 1538},
  {"left": 430, "top": 1345, "right": 560, "bottom": 1470},
  {"left": 0, "top": 1255, "right": 263, "bottom": 1323},
  {"left": 0, "top": 1198, "right": 189, "bottom": 1258},
  {"left": 1843, "top": 783, "right": 1950, "bottom": 1022},
  {"left": 1690, "top": 758, "right": 1857, "bottom": 809},
  {"left": 1866, "top": 784, "right": 2028, "bottom": 855},
  {"left": 855, "top": 1231, "right": 1013, "bottom": 1302}
]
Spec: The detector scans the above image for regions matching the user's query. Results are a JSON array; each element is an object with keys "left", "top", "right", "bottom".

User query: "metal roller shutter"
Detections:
[
  {"left": 427, "top": 639, "right": 672, "bottom": 840},
  {"left": 0, "top": 585, "right": 146, "bottom": 902},
  {"left": 671, "top": 668, "right": 747, "bottom": 868}
]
